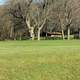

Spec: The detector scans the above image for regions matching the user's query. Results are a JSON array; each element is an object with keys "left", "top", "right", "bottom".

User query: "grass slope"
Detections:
[{"left": 0, "top": 40, "right": 80, "bottom": 80}]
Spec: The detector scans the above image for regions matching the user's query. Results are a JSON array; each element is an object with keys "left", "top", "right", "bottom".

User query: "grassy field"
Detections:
[{"left": 0, "top": 40, "right": 80, "bottom": 80}]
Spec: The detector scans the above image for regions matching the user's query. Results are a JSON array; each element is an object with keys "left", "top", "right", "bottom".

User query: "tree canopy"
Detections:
[{"left": 0, "top": 0, "right": 80, "bottom": 40}]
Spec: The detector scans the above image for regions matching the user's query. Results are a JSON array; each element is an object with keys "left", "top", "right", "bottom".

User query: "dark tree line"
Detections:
[{"left": 0, "top": 0, "right": 80, "bottom": 40}]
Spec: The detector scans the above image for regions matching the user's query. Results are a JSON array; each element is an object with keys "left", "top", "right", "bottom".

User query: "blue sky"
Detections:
[{"left": 0, "top": 0, "right": 5, "bottom": 5}]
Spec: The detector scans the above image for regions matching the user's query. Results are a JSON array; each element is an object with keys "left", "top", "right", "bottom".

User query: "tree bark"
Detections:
[
  {"left": 67, "top": 27, "right": 70, "bottom": 40},
  {"left": 38, "top": 28, "right": 41, "bottom": 40},
  {"left": 19, "top": 33, "right": 22, "bottom": 40},
  {"left": 59, "top": 14, "right": 65, "bottom": 40},
  {"left": 14, "top": 34, "right": 17, "bottom": 40},
  {"left": 61, "top": 24, "right": 65, "bottom": 40},
  {"left": 26, "top": 19, "right": 35, "bottom": 40},
  {"left": 29, "top": 27, "right": 34, "bottom": 40},
  {"left": 62, "top": 29, "right": 65, "bottom": 40},
  {"left": 10, "top": 27, "right": 14, "bottom": 39},
  {"left": 37, "top": 19, "right": 46, "bottom": 40}
]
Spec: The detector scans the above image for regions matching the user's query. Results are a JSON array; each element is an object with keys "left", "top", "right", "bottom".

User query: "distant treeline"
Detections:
[{"left": 0, "top": 0, "right": 80, "bottom": 40}]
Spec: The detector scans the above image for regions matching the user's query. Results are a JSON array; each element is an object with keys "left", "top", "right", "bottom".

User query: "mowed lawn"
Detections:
[{"left": 0, "top": 40, "right": 80, "bottom": 80}]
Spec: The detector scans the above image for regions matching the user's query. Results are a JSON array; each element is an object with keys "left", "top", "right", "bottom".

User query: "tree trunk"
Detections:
[
  {"left": 67, "top": 27, "right": 70, "bottom": 40},
  {"left": 10, "top": 27, "right": 13, "bottom": 39},
  {"left": 60, "top": 20, "right": 65, "bottom": 40},
  {"left": 14, "top": 34, "right": 17, "bottom": 40},
  {"left": 62, "top": 29, "right": 65, "bottom": 40},
  {"left": 38, "top": 28, "right": 40, "bottom": 40},
  {"left": 26, "top": 19, "right": 35, "bottom": 40},
  {"left": 29, "top": 27, "right": 34, "bottom": 40},
  {"left": 19, "top": 33, "right": 22, "bottom": 40},
  {"left": 37, "top": 18, "right": 46, "bottom": 40}
]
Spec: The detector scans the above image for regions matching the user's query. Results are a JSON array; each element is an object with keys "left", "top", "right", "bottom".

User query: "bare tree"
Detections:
[{"left": 1, "top": 0, "right": 80, "bottom": 40}]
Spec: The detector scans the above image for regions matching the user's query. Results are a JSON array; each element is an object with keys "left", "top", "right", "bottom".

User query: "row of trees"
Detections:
[{"left": 0, "top": 0, "right": 80, "bottom": 40}]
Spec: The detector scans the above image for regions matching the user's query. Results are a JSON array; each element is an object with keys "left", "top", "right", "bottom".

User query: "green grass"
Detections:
[{"left": 0, "top": 40, "right": 80, "bottom": 80}]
